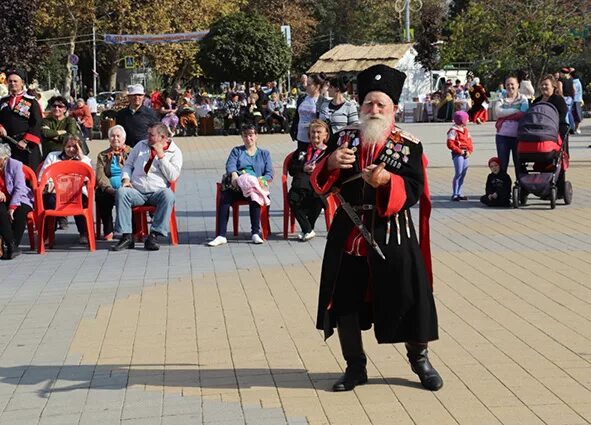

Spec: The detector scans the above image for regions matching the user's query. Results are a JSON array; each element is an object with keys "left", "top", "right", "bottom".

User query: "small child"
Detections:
[
  {"left": 480, "top": 157, "right": 512, "bottom": 207},
  {"left": 447, "top": 111, "right": 474, "bottom": 201}
]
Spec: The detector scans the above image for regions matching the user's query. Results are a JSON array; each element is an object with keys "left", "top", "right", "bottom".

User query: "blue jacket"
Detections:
[
  {"left": 225, "top": 146, "right": 273, "bottom": 181},
  {"left": 3, "top": 158, "right": 33, "bottom": 209}
]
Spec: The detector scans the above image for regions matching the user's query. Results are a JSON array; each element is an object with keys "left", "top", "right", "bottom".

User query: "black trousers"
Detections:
[
  {"left": 11, "top": 144, "right": 42, "bottom": 173},
  {"left": 288, "top": 188, "right": 323, "bottom": 234},
  {"left": 42, "top": 193, "right": 88, "bottom": 234},
  {"left": 224, "top": 116, "right": 243, "bottom": 134},
  {"left": 0, "top": 202, "right": 32, "bottom": 246},
  {"left": 266, "top": 113, "right": 287, "bottom": 131},
  {"left": 95, "top": 190, "right": 116, "bottom": 235}
]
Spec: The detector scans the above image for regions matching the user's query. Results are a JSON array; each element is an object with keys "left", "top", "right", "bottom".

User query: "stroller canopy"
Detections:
[{"left": 517, "top": 101, "right": 560, "bottom": 142}]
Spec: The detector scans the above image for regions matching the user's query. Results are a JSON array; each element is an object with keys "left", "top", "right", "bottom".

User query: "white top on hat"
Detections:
[{"left": 127, "top": 84, "right": 145, "bottom": 96}]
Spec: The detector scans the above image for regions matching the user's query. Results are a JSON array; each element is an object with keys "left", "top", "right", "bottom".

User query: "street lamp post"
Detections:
[{"left": 93, "top": 24, "right": 97, "bottom": 95}]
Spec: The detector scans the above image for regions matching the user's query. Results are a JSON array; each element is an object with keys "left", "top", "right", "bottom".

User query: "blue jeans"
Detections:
[
  {"left": 564, "top": 96, "right": 576, "bottom": 132},
  {"left": 495, "top": 134, "right": 519, "bottom": 178},
  {"left": 451, "top": 153, "right": 469, "bottom": 197},
  {"left": 114, "top": 187, "right": 175, "bottom": 236}
]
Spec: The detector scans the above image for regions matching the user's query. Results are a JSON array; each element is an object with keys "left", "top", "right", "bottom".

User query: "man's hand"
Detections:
[
  {"left": 362, "top": 163, "right": 390, "bottom": 188},
  {"left": 0, "top": 192, "right": 6, "bottom": 203},
  {"left": 17, "top": 140, "right": 28, "bottom": 150},
  {"left": 327, "top": 142, "right": 356, "bottom": 170},
  {"left": 303, "top": 163, "right": 315, "bottom": 174},
  {"left": 122, "top": 178, "right": 132, "bottom": 188},
  {"left": 153, "top": 140, "right": 167, "bottom": 159},
  {"left": 0, "top": 127, "right": 6, "bottom": 138}
]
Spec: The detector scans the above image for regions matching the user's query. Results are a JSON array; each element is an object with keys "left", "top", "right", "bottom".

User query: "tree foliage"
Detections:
[
  {"left": 441, "top": 0, "right": 585, "bottom": 86},
  {"left": 414, "top": 0, "right": 445, "bottom": 71},
  {"left": 0, "top": 0, "right": 41, "bottom": 72},
  {"left": 198, "top": 12, "right": 291, "bottom": 82}
]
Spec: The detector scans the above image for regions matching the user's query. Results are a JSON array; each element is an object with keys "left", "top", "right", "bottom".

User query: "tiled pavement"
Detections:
[{"left": 1, "top": 121, "right": 591, "bottom": 425}]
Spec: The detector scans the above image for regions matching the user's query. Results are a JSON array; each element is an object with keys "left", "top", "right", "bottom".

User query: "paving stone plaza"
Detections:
[{"left": 1, "top": 121, "right": 590, "bottom": 425}]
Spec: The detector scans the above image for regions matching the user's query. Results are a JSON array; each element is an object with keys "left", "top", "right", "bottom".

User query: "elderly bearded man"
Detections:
[{"left": 311, "top": 65, "right": 443, "bottom": 392}]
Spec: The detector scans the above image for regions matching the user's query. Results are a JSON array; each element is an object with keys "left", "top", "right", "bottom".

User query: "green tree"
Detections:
[
  {"left": 441, "top": 0, "right": 585, "bottom": 86},
  {"left": 414, "top": 0, "right": 446, "bottom": 71},
  {"left": 198, "top": 12, "right": 291, "bottom": 82},
  {"left": 0, "top": 0, "right": 41, "bottom": 72}
]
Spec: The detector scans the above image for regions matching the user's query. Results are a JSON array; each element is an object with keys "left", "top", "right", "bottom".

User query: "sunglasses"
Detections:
[{"left": 51, "top": 104, "right": 66, "bottom": 108}]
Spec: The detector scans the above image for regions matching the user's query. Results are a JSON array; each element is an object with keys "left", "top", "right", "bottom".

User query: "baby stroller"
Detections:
[{"left": 513, "top": 102, "right": 573, "bottom": 209}]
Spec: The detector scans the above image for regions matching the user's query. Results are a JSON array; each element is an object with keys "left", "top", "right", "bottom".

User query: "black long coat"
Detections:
[{"left": 311, "top": 127, "right": 439, "bottom": 344}]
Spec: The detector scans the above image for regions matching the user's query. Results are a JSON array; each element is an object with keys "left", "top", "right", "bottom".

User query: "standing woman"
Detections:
[
  {"left": 0, "top": 69, "right": 42, "bottom": 172},
  {"left": 493, "top": 74, "right": 529, "bottom": 177},
  {"left": 41, "top": 96, "right": 80, "bottom": 159},
  {"left": 95, "top": 125, "right": 131, "bottom": 241},
  {"left": 0, "top": 143, "right": 34, "bottom": 259},
  {"left": 318, "top": 76, "right": 359, "bottom": 134},
  {"left": 290, "top": 73, "right": 326, "bottom": 150},
  {"left": 533, "top": 75, "right": 569, "bottom": 146}
]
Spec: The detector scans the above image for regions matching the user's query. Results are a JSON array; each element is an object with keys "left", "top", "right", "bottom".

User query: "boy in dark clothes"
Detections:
[{"left": 480, "top": 157, "right": 512, "bottom": 207}]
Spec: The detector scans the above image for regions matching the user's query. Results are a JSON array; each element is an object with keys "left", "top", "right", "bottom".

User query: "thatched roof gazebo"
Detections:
[{"left": 307, "top": 43, "right": 414, "bottom": 76}]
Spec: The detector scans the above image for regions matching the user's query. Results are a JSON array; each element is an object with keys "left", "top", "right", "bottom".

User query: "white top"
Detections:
[
  {"left": 86, "top": 97, "right": 98, "bottom": 114},
  {"left": 296, "top": 95, "right": 319, "bottom": 143},
  {"left": 122, "top": 139, "right": 183, "bottom": 193}
]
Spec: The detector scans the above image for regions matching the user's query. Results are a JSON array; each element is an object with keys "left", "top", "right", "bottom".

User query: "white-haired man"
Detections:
[{"left": 311, "top": 65, "right": 443, "bottom": 392}]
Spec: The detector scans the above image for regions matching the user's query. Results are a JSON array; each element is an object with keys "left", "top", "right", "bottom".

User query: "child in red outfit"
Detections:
[{"left": 447, "top": 111, "right": 474, "bottom": 201}]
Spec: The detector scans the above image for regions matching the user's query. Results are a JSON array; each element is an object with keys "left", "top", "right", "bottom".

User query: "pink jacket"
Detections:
[{"left": 236, "top": 173, "right": 270, "bottom": 206}]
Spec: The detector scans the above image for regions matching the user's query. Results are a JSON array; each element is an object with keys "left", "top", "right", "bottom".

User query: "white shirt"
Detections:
[
  {"left": 122, "top": 139, "right": 183, "bottom": 193},
  {"left": 38, "top": 151, "right": 93, "bottom": 195},
  {"left": 86, "top": 97, "right": 98, "bottom": 114}
]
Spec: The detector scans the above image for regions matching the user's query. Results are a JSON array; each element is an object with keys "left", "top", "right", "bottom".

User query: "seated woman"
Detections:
[
  {"left": 208, "top": 125, "right": 273, "bottom": 247},
  {"left": 41, "top": 96, "right": 80, "bottom": 159},
  {"left": 0, "top": 143, "right": 34, "bottom": 259},
  {"left": 178, "top": 98, "right": 198, "bottom": 136},
  {"left": 288, "top": 119, "right": 329, "bottom": 241},
  {"left": 244, "top": 93, "right": 264, "bottom": 131},
  {"left": 95, "top": 125, "right": 131, "bottom": 241},
  {"left": 160, "top": 96, "right": 179, "bottom": 135},
  {"left": 38, "top": 135, "right": 92, "bottom": 244}
]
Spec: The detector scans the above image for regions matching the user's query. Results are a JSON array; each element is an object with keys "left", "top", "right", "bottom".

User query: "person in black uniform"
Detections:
[
  {"left": 115, "top": 84, "right": 159, "bottom": 148},
  {"left": 0, "top": 69, "right": 42, "bottom": 171},
  {"left": 310, "top": 65, "right": 443, "bottom": 392}
]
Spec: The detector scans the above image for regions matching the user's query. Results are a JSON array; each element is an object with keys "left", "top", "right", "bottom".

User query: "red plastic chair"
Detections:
[
  {"left": 22, "top": 165, "right": 40, "bottom": 250},
  {"left": 132, "top": 180, "right": 179, "bottom": 245},
  {"left": 36, "top": 161, "right": 96, "bottom": 254},
  {"left": 282, "top": 152, "right": 337, "bottom": 239},
  {"left": 215, "top": 182, "right": 271, "bottom": 240}
]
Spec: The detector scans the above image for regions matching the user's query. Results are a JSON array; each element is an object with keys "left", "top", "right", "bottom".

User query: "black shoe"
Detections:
[
  {"left": 406, "top": 343, "right": 443, "bottom": 391},
  {"left": 2, "top": 241, "right": 21, "bottom": 260},
  {"left": 110, "top": 234, "right": 135, "bottom": 251},
  {"left": 332, "top": 367, "right": 368, "bottom": 392},
  {"left": 459, "top": 196, "right": 469, "bottom": 201},
  {"left": 144, "top": 232, "right": 161, "bottom": 251},
  {"left": 451, "top": 196, "right": 460, "bottom": 202}
]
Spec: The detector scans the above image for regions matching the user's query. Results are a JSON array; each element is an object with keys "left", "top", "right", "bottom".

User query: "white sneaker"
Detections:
[
  {"left": 297, "top": 233, "right": 304, "bottom": 241},
  {"left": 251, "top": 234, "right": 264, "bottom": 244},
  {"left": 576, "top": 129, "right": 582, "bottom": 134},
  {"left": 207, "top": 236, "right": 227, "bottom": 247},
  {"left": 302, "top": 230, "right": 316, "bottom": 241}
]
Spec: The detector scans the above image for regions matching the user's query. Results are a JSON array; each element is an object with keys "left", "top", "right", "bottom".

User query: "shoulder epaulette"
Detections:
[
  {"left": 23, "top": 93, "right": 36, "bottom": 100},
  {"left": 393, "top": 126, "right": 421, "bottom": 144}
]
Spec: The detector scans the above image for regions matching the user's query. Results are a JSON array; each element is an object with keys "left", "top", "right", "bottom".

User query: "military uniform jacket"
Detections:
[
  {"left": 0, "top": 92, "right": 42, "bottom": 146},
  {"left": 310, "top": 126, "right": 438, "bottom": 344}
]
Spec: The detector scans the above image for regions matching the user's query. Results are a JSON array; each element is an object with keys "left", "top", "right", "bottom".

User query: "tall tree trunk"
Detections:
[{"left": 64, "top": 34, "right": 76, "bottom": 96}]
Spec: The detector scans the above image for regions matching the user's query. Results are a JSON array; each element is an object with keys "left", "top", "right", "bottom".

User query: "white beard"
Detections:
[{"left": 360, "top": 112, "right": 394, "bottom": 145}]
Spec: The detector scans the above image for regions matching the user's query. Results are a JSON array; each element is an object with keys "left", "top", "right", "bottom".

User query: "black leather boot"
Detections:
[
  {"left": 332, "top": 313, "right": 368, "bottom": 392},
  {"left": 110, "top": 234, "right": 135, "bottom": 251},
  {"left": 2, "top": 240, "right": 21, "bottom": 260},
  {"left": 406, "top": 343, "right": 443, "bottom": 391}
]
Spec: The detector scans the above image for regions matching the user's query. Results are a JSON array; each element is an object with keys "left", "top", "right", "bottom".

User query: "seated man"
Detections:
[{"left": 110, "top": 123, "right": 183, "bottom": 251}]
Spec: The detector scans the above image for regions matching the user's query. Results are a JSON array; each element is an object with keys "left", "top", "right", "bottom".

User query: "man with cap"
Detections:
[
  {"left": 115, "top": 84, "right": 159, "bottom": 148},
  {"left": 310, "top": 64, "right": 443, "bottom": 392},
  {"left": 0, "top": 69, "right": 43, "bottom": 171}
]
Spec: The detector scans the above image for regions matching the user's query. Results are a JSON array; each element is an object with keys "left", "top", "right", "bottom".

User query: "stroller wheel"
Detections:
[
  {"left": 512, "top": 186, "right": 519, "bottom": 209},
  {"left": 563, "top": 181, "right": 573, "bottom": 205},
  {"left": 550, "top": 187, "right": 557, "bottom": 209}
]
